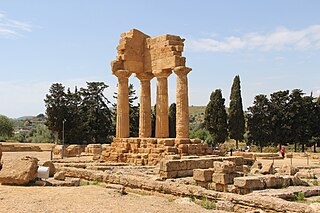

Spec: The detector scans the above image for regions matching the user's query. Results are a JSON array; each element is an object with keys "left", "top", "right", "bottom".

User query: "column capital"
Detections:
[
  {"left": 153, "top": 69, "right": 172, "bottom": 78},
  {"left": 174, "top": 66, "right": 192, "bottom": 76},
  {"left": 135, "top": 72, "right": 154, "bottom": 81},
  {"left": 113, "top": 70, "right": 131, "bottom": 78}
]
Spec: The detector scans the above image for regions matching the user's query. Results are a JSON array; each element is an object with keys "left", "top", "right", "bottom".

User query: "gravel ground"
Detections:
[{"left": 0, "top": 185, "right": 213, "bottom": 213}]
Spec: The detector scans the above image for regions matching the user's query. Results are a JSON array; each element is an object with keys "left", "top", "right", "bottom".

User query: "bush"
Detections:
[
  {"left": 199, "top": 197, "right": 216, "bottom": 210},
  {"left": 294, "top": 192, "right": 305, "bottom": 202},
  {"left": 262, "top": 146, "right": 279, "bottom": 153}
]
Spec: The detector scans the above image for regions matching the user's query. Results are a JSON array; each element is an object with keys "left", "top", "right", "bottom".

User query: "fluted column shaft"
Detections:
[
  {"left": 154, "top": 70, "right": 172, "bottom": 138},
  {"left": 174, "top": 66, "right": 192, "bottom": 139},
  {"left": 114, "top": 70, "right": 131, "bottom": 138},
  {"left": 136, "top": 73, "right": 154, "bottom": 138}
]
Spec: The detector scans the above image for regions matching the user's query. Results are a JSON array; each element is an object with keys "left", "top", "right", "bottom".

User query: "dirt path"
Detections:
[{"left": 0, "top": 185, "right": 214, "bottom": 213}]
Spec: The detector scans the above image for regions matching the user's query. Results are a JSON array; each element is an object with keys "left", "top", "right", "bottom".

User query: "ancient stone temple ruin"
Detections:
[{"left": 101, "top": 29, "right": 212, "bottom": 165}]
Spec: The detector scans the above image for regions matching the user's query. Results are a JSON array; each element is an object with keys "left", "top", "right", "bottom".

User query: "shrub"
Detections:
[
  {"left": 294, "top": 192, "right": 305, "bottom": 202},
  {"left": 199, "top": 197, "right": 216, "bottom": 210}
]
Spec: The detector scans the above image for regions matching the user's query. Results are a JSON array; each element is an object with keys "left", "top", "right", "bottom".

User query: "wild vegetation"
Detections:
[{"left": 1, "top": 76, "right": 319, "bottom": 152}]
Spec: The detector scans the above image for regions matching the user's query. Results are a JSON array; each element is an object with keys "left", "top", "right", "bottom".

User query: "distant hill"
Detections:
[
  {"left": 15, "top": 116, "right": 35, "bottom": 121},
  {"left": 189, "top": 105, "right": 206, "bottom": 116}
]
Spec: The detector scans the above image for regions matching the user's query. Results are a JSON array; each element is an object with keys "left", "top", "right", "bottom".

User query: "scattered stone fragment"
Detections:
[
  {"left": 260, "top": 162, "right": 274, "bottom": 175},
  {"left": 234, "top": 176, "right": 265, "bottom": 190},
  {"left": 0, "top": 156, "right": 38, "bottom": 185},
  {"left": 278, "top": 164, "right": 299, "bottom": 176},
  {"left": 295, "top": 170, "right": 316, "bottom": 179},
  {"left": 251, "top": 161, "right": 262, "bottom": 170},
  {"left": 193, "top": 168, "right": 214, "bottom": 182},
  {"left": 42, "top": 161, "right": 56, "bottom": 177},
  {"left": 54, "top": 171, "right": 65, "bottom": 181},
  {"left": 174, "top": 197, "right": 195, "bottom": 205},
  {"left": 105, "top": 183, "right": 125, "bottom": 194}
]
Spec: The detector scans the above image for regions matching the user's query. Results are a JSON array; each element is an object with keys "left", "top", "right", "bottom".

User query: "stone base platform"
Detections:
[{"left": 100, "top": 138, "right": 213, "bottom": 166}]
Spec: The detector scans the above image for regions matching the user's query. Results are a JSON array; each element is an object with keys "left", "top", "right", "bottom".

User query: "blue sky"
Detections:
[{"left": 1, "top": 1, "right": 320, "bottom": 118}]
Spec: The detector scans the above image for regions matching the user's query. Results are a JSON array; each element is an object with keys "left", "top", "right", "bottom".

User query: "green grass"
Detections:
[
  {"left": 190, "top": 196, "right": 196, "bottom": 202},
  {"left": 294, "top": 192, "right": 305, "bottom": 202},
  {"left": 199, "top": 197, "right": 216, "bottom": 210},
  {"left": 189, "top": 196, "right": 216, "bottom": 210},
  {"left": 80, "top": 180, "right": 103, "bottom": 186},
  {"left": 167, "top": 198, "right": 175, "bottom": 202}
]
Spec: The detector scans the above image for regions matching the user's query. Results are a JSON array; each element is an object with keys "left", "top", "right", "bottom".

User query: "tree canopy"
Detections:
[
  {"left": 45, "top": 82, "right": 114, "bottom": 144},
  {"left": 0, "top": 114, "right": 14, "bottom": 138},
  {"left": 228, "top": 75, "right": 245, "bottom": 148},
  {"left": 205, "top": 89, "right": 228, "bottom": 145}
]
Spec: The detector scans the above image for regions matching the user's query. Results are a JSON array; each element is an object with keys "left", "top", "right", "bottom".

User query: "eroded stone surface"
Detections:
[
  {"left": 42, "top": 160, "right": 56, "bottom": 177},
  {"left": 0, "top": 156, "right": 38, "bottom": 185}
]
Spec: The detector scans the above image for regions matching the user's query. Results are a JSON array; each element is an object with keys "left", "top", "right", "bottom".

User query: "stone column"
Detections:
[
  {"left": 154, "top": 69, "right": 172, "bottom": 138},
  {"left": 113, "top": 70, "right": 131, "bottom": 138},
  {"left": 136, "top": 72, "right": 154, "bottom": 138},
  {"left": 174, "top": 66, "right": 192, "bottom": 139}
]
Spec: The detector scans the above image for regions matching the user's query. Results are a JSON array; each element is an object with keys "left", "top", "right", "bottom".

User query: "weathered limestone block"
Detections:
[
  {"left": 66, "top": 145, "right": 83, "bottom": 157},
  {"left": 212, "top": 173, "right": 235, "bottom": 185},
  {"left": 175, "top": 138, "right": 191, "bottom": 145},
  {"left": 233, "top": 151, "right": 254, "bottom": 159},
  {"left": 295, "top": 170, "right": 316, "bottom": 179},
  {"left": 158, "top": 139, "right": 175, "bottom": 146},
  {"left": 260, "top": 175, "right": 285, "bottom": 188},
  {"left": 291, "top": 175, "right": 309, "bottom": 186},
  {"left": 208, "top": 182, "right": 228, "bottom": 192},
  {"left": 214, "top": 161, "right": 235, "bottom": 173},
  {"left": 261, "top": 162, "right": 275, "bottom": 174},
  {"left": 0, "top": 156, "right": 38, "bottom": 185},
  {"left": 85, "top": 144, "right": 102, "bottom": 155},
  {"left": 243, "top": 165, "right": 250, "bottom": 174},
  {"left": 216, "top": 201, "right": 235, "bottom": 212},
  {"left": 165, "top": 147, "right": 178, "bottom": 153},
  {"left": 251, "top": 161, "right": 262, "bottom": 170},
  {"left": 234, "top": 176, "right": 265, "bottom": 190},
  {"left": 243, "top": 158, "right": 255, "bottom": 166},
  {"left": 193, "top": 168, "right": 214, "bottom": 182},
  {"left": 42, "top": 161, "right": 56, "bottom": 177},
  {"left": 220, "top": 156, "right": 244, "bottom": 166},
  {"left": 105, "top": 183, "right": 125, "bottom": 194},
  {"left": 278, "top": 164, "right": 299, "bottom": 176},
  {"left": 164, "top": 155, "right": 180, "bottom": 160},
  {"left": 54, "top": 171, "right": 66, "bottom": 181}
]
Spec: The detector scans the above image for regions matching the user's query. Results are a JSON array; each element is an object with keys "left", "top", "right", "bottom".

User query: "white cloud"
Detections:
[
  {"left": 187, "top": 25, "right": 320, "bottom": 52},
  {"left": 0, "top": 11, "right": 32, "bottom": 38}
]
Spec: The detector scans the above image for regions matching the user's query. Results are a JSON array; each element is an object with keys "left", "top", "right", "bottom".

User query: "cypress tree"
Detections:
[
  {"left": 168, "top": 103, "right": 176, "bottom": 138},
  {"left": 247, "top": 95, "right": 272, "bottom": 152},
  {"left": 44, "top": 83, "right": 67, "bottom": 144},
  {"left": 205, "top": 89, "right": 228, "bottom": 145},
  {"left": 228, "top": 75, "right": 245, "bottom": 149}
]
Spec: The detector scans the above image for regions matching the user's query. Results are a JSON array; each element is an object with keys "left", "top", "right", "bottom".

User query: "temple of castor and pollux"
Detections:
[{"left": 101, "top": 29, "right": 212, "bottom": 165}]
